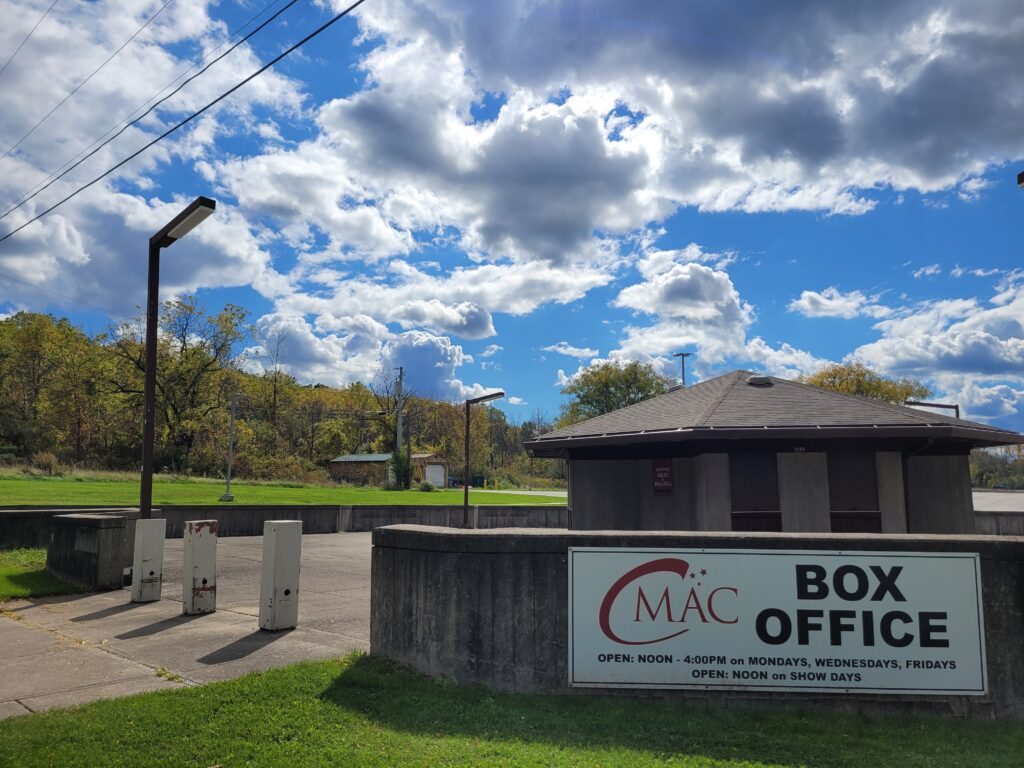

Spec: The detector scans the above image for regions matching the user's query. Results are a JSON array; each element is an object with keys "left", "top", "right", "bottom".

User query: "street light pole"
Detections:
[
  {"left": 463, "top": 390, "right": 504, "bottom": 527},
  {"left": 220, "top": 391, "right": 237, "bottom": 502},
  {"left": 139, "top": 196, "right": 216, "bottom": 519}
]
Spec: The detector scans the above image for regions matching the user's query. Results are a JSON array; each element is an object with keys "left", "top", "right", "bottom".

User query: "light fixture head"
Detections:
[
  {"left": 468, "top": 390, "right": 505, "bottom": 405},
  {"left": 166, "top": 196, "right": 216, "bottom": 240},
  {"left": 153, "top": 196, "right": 216, "bottom": 247}
]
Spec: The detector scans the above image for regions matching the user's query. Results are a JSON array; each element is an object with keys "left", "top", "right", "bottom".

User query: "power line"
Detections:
[
  {"left": 0, "top": 0, "right": 292, "bottom": 218},
  {"left": 0, "top": 0, "right": 178, "bottom": 162},
  {"left": 0, "top": 0, "right": 60, "bottom": 81},
  {"left": 0, "top": 0, "right": 370, "bottom": 244},
  {"left": 0, "top": 269, "right": 129, "bottom": 317},
  {"left": 0, "top": 0, "right": 305, "bottom": 223}
]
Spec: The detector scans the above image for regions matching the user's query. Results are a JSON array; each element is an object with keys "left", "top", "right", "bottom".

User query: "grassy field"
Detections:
[
  {"left": 0, "top": 548, "right": 81, "bottom": 601},
  {"left": 0, "top": 653, "right": 1020, "bottom": 767},
  {"left": 0, "top": 473, "right": 563, "bottom": 507}
]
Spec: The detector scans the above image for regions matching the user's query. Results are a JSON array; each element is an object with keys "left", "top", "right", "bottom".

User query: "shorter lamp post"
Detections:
[
  {"left": 464, "top": 390, "right": 504, "bottom": 526},
  {"left": 139, "top": 196, "right": 216, "bottom": 519},
  {"left": 220, "top": 391, "right": 238, "bottom": 502}
]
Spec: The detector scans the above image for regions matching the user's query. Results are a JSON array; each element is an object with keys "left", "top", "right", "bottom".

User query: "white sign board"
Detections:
[{"left": 569, "top": 548, "right": 986, "bottom": 695}]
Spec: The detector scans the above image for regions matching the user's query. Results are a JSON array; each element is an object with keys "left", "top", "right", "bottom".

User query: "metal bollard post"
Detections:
[
  {"left": 259, "top": 520, "right": 301, "bottom": 631},
  {"left": 183, "top": 520, "right": 217, "bottom": 615},
  {"left": 130, "top": 518, "right": 165, "bottom": 603}
]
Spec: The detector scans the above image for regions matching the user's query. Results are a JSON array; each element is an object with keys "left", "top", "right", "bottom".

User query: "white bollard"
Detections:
[
  {"left": 259, "top": 520, "right": 302, "bottom": 631},
  {"left": 183, "top": 520, "right": 217, "bottom": 615},
  {"left": 131, "top": 518, "right": 166, "bottom": 603}
]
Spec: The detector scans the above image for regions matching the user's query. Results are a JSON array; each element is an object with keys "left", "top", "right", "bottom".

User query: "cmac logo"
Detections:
[{"left": 598, "top": 558, "right": 739, "bottom": 645}]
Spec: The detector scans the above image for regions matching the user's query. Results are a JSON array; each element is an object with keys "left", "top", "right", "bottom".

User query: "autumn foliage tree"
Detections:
[
  {"left": 557, "top": 361, "right": 672, "bottom": 427},
  {"left": 800, "top": 361, "right": 930, "bottom": 404},
  {"left": 0, "top": 306, "right": 564, "bottom": 487}
]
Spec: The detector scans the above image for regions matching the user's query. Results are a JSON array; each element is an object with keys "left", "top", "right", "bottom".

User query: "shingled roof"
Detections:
[{"left": 524, "top": 370, "right": 1023, "bottom": 457}]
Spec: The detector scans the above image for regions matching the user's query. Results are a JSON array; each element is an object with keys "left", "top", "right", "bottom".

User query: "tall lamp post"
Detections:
[
  {"left": 464, "top": 390, "right": 504, "bottom": 526},
  {"left": 140, "top": 196, "right": 216, "bottom": 519}
]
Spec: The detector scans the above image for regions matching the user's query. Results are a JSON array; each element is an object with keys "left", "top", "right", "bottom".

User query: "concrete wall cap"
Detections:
[
  {"left": 51, "top": 513, "right": 127, "bottom": 528},
  {"left": 372, "top": 524, "right": 1024, "bottom": 558}
]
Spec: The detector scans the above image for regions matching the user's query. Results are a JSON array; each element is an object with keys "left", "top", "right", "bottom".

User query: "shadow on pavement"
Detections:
[
  {"left": 70, "top": 601, "right": 145, "bottom": 622},
  {"left": 196, "top": 628, "right": 293, "bottom": 665},
  {"left": 115, "top": 611, "right": 206, "bottom": 640}
]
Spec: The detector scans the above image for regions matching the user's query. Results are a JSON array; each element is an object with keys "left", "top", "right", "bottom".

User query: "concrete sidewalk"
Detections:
[{"left": 0, "top": 532, "right": 372, "bottom": 718}]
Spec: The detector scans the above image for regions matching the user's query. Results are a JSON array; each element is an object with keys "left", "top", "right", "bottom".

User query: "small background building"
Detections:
[
  {"left": 329, "top": 452, "right": 448, "bottom": 486},
  {"left": 524, "top": 370, "right": 1024, "bottom": 534}
]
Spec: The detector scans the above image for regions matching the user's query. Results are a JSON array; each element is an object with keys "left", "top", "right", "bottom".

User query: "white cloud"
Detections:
[
  {"left": 479, "top": 344, "right": 502, "bottom": 357},
  {"left": 5, "top": 0, "right": 1024, "bottom": 411},
  {"left": 743, "top": 338, "right": 830, "bottom": 378},
  {"left": 958, "top": 177, "right": 993, "bottom": 202},
  {"left": 542, "top": 341, "right": 599, "bottom": 359},
  {"left": 912, "top": 263, "right": 942, "bottom": 279},
  {"left": 787, "top": 286, "right": 891, "bottom": 319},
  {"left": 612, "top": 256, "right": 752, "bottom": 364},
  {"left": 0, "top": 0, "right": 302, "bottom": 312},
  {"left": 507, "top": 396, "right": 527, "bottom": 405},
  {"left": 951, "top": 265, "right": 1002, "bottom": 279},
  {"left": 850, "top": 282, "right": 1024, "bottom": 420}
]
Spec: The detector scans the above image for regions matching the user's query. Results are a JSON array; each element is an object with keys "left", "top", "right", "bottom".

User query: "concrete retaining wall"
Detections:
[
  {"left": 975, "top": 512, "right": 1024, "bottom": 536},
  {"left": 0, "top": 508, "right": 136, "bottom": 549},
  {"left": 372, "top": 526, "right": 1024, "bottom": 719},
  {"left": 1, "top": 504, "right": 567, "bottom": 547}
]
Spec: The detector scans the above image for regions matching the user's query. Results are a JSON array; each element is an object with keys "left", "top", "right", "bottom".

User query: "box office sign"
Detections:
[{"left": 569, "top": 548, "right": 986, "bottom": 695}]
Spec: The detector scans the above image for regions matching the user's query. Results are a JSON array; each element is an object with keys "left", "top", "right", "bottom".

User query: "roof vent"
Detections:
[
  {"left": 746, "top": 374, "right": 773, "bottom": 387},
  {"left": 667, "top": 384, "right": 684, "bottom": 393}
]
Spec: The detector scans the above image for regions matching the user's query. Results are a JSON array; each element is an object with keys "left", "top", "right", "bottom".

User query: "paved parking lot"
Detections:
[{"left": 0, "top": 532, "right": 372, "bottom": 718}]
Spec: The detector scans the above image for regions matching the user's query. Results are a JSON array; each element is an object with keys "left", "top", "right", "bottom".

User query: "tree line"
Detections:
[
  {"left": 4, "top": 303, "right": 1014, "bottom": 489},
  {"left": 0, "top": 301, "right": 564, "bottom": 487}
]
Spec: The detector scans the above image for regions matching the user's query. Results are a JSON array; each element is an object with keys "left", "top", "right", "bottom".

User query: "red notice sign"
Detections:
[{"left": 653, "top": 458, "right": 673, "bottom": 495}]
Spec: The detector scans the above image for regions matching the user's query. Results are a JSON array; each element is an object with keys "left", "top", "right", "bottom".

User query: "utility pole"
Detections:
[
  {"left": 220, "top": 392, "right": 237, "bottom": 502},
  {"left": 673, "top": 351, "right": 694, "bottom": 386},
  {"left": 395, "top": 366, "right": 404, "bottom": 452}
]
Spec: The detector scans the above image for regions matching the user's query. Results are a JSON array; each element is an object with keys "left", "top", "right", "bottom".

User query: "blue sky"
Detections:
[{"left": 0, "top": 0, "right": 1022, "bottom": 429}]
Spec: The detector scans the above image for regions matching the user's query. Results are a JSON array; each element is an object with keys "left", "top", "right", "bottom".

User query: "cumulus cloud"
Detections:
[
  {"left": 0, "top": 0, "right": 300, "bottom": 311},
  {"left": 788, "top": 287, "right": 891, "bottom": 319},
  {"left": 479, "top": 344, "right": 502, "bottom": 357},
  {"left": 612, "top": 251, "right": 752, "bottom": 364},
  {"left": 849, "top": 282, "right": 1024, "bottom": 421},
  {"left": 542, "top": 341, "right": 599, "bottom": 359},
  {"left": 352, "top": 0, "right": 1024, "bottom": 207},
  {"left": 244, "top": 312, "right": 496, "bottom": 400},
  {"left": 743, "top": 338, "right": 830, "bottom": 378}
]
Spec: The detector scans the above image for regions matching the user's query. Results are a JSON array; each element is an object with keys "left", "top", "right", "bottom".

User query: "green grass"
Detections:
[
  {"left": 0, "top": 548, "right": 82, "bottom": 601},
  {"left": 0, "top": 474, "right": 563, "bottom": 507},
  {"left": 0, "top": 653, "right": 1020, "bottom": 767}
]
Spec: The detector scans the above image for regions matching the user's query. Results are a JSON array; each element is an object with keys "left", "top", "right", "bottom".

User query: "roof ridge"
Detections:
[
  {"left": 698, "top": 369, "right": 747, "bottom": 425},
  {"left": 536, "top": 369, "right": 737, "bottom": 440},
  {"left": 773, "top": 375, "right": 1003, "bottom": 431}
]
